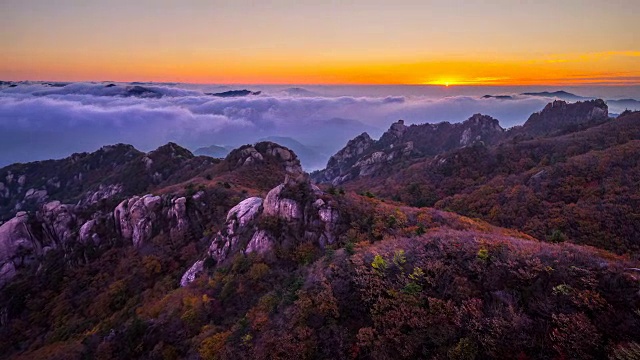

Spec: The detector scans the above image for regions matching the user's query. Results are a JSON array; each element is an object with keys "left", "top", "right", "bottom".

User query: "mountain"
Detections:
[
  {"left": 607, "top": 98, "right": 640, "bottom": 113},
  {"left": 312, "top": 114, "right": 505, "bottom": 185},
  {"left": 295, "top": 117, "right": 382, "bottom": 153},
  {"left": 194, "top": 145, "right": 232, "bottom": 158},
  {"left": 314, "top": 101, "right": 640, "bottom": 255},
  {"left": 521, "top": 90, "right": 590, "bottom": 101},
  {"left": 0, "top": 143, "right": 216, "bottom": 222},
  {"left": 279, "top": 87, "right": 318, "bottom": 96},
  {"left": 0, "top": 141, "right": 305, "bottom": 286},
  {"left": 1, "top": 104, "right": 640, "bottom": 359},
  {"left": 122, "top": 85, "right": 164, "bottom": 98},
  {"left": 258, "top": 136, "right": 327, "bottom": 171},
  {"left": 511, "top": 99, "right": 609, "bottom": 137},
  {"left": 205, "top": 89, "right": 262, "bottom": 97},
  {"left": 482, "top": 94, "right": 515, "bottom": 99}
]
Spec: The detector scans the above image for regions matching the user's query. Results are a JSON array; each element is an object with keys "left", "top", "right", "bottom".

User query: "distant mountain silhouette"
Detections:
[
  {"left": 521, "top": 90, "right": 589, "bottom": 101},
  {"left": 206, "top": 89, "right": 262, "bottom": 97},
  {"left": 194, "top": 145, "right": 232, "bottom": 158}
]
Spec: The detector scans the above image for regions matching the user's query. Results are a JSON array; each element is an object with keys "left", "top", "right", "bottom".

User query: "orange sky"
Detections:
[{"left": 1, "top": 1, "right": 639, "bottom": 85}]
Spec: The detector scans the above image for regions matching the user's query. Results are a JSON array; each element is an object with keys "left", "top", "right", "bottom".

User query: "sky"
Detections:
[{"left": 2, "top": 0, "right": 639, "bottom": 85}]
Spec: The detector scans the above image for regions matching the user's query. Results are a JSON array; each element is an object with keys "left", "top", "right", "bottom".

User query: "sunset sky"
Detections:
[{"left": 2, "top": 0, "right": 639, "bottom": 85}]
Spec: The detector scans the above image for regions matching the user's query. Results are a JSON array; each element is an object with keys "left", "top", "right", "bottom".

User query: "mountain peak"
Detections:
[
  {"left": 148, "top": 142, "right": 194, "bottom": 159},
  {"left": 379, "top": 119, "right": 407, "bottom": 146},
  {"left": 225, "top": 141, "right": 303, "bottom": 178},
  {"left": 520, "top": 99, "right": 608, "bottom": 137},
  {"left": 463, "top": 113, "right": 502, "bottom": 128}
]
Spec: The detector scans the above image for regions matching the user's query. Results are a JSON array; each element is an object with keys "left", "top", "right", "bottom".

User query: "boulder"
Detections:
[
  {"left": 40, "top": 201, "right": 76, "bottom": 244},
  {"left": 226, "top": 197, "right": 263, "bottom": 227},
  {"left": 245, "top": 230, "right": 273, "bottom": 255},
  {"left": 79, "top": 220, "right": 98, "bottom": 245},
  {"left": 168, "top": 197, "right": 189, "bottom": 241},
  {"left": 0, "top": 212, "right": 35, "bottom": 285},
  {"left": 263, "top": 184, "right": 302, "bottom": 220},
  {"left": 114, "top": 194, "right": 162, "bottom": 247},
  {"left": 209, "top": 197, "right": 264, "bottom": 263}
]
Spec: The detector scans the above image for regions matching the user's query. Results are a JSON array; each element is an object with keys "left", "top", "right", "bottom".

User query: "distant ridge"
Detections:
[
  {"left": 521, "top": 90, "right": 589, "bottom": 101},
  {"left": 205, "top": 89, "right": 261, "bottom": 97}
]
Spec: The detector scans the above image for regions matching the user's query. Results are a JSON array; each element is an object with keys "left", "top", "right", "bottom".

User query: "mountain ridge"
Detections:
[{"left": 0, "top": 102, "right": 639, "bottom": 359}]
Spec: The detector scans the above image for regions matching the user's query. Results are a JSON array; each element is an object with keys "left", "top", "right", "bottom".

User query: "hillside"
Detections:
[
  {"left": 314, "top": 101, "right": 640, "bottom": 255},
  {"left": 2, "top": 173, "right": 639, "bottom": 359},
  {"left": 0, "top": 106, "right": 639, "bottom": 359}
]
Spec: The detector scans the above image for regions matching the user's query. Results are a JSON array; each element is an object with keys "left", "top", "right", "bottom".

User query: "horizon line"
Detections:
[{"left": 3, "top": 79, "right": 639, "bottom": 87}]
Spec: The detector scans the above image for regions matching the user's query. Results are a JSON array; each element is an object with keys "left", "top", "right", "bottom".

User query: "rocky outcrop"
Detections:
[
  {"left": 0, "top": 141, "right": 318, "bottom": 289},
  {"left": 24, "top": 188, "right": 48, "bottom": 202},
  {"left": 167, "top": 197, "right": 189, "bottom": 241},
  {"left": 0, "top": 142, "right": 214, "bottom": 222},
  {"left": 227, "top": 197, "right": 263, "bottom": 227},
  {"left": 0, "top": 212, "right": 36, "bottom": 285},
  {"left": 80, "top": 184, "right": 123, "bottom": 206},
  {"left": 0, "top": 201, "right": 80, "bottom": 286},
  {"left": 315, "top": 133, "right": 375, "bottom": 184},
  {"left": 378, "top": 120, "right": 407, "bottom": 147},
  {"left": 225, "top": 142, "right": 304, "bottom": 177},
  {"left": 40, "top": 201, "right": 76, "bottom": 244},
  {"left": 183, "top": 175, "right": 340, "bottom": 286},
  {"left": 314, "top": 115, "right": 505, "bottom": 185},
  {"left": 114, "top": 194, "right": 162, "bottom": 247},
  {"left": 245, "top": 230, "right": 273, "bottom": 255},
  {"left": 208, "top": 197, "right": 264, "bottom": 263},
  {"left": 79, "top": 219, "right": 99, "bottom": 245},
  {"left": 0, "top": 189, "right": 201, "bottom": 288},
  {"left": 180, "top": 260, "right": 204, "bottom": 287},
  {"left": 263, "top": 184, "right": 302, "bottom": 220},
  {"left": 516, "top": 99, "right": 608, "bottom": 137}
]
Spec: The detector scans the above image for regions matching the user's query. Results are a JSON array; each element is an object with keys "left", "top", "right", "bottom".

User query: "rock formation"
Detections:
[
  {"left": 0, "top": 212, "right": 35, "bottom": 286},
  {"left": 182, "top": 163, "right": 340, "bottom": 286},
  {"left": 515, "top": 99, "right": 608, "bottom": 137},
  {"left": 114, "top": 194, "right": 162, "bottom": 247},
  {"left": 314, "top": 114, "right": 504, "bottom": 185}
]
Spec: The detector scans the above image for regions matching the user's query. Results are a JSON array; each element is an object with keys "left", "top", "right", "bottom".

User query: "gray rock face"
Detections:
[
  {"left": 378, "top": 120, "right": 407, "bottom": 146},
  {"left": 24, "top": 189, "right": 48, "bottom": 202},
  {"left": 225, "top": 142, "right": 304, "bottom": 179},
  {"left": 518, "top": 99, "right": 608, "bottom": 137},
  {"left": 79, "top": 219, "right": 98, "bottom": 245},
  {"left": 315, "top": 199, "right": 340, "bottom": 246},
  {"left": 313, "top": 114, "right": 505, "bottom": 185},
  {"left": 226, "top": 197, "right": 263, "bottom": 227},
  {"left": 245, "top": 230, "right": 273, "bottom": 255},
  {"left": 0, "top": 200, "right": 87, "bottom": 286},
  {"left": 317, "top": 133, "right": 374, "bottom": 184},
  {"left": 180, "top": 260, "right": 204, "bottom": 287},
  {"left": 0, "top": 212, "right": 35, "bottom": 286},
  {"left": 168, "top": 197, "right": 189, "bottom": 241},
  {"left": 114, "top": 194, "right": 162, "bottom": 247},
  {"left": 237, "top": 146, "right": 265, "bottom": 166},
  {"left": 183, "top": 175, "right": 340, "bottom": 286},
  {"left": 263, "top": 184, "right": 302, "bottom": 220},
  {"left": 0, "top": 189, "right": 200, "bottom": 288},
  {"left": 40, "top": 201, "right": 76, "bottom": 244},
  {"left": 209, "top": 197, "right": 264, "bottom": 263},
  {"left": 81, "top": 184, "right": 123, "bottom": 206}
]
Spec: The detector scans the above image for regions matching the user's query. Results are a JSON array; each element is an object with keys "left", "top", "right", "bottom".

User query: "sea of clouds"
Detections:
[{"left": 0, "top": 82, "right": 634, "bottom": 169}]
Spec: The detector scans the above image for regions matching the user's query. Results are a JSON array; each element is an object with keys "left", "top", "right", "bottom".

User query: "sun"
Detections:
[{"left": 425, "top": 78, "right": 459, "bottom": 87}]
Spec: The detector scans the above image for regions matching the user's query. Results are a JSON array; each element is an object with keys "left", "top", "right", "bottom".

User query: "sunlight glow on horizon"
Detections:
[{"left": 1, "top": 1, "right": 639, "bottom": 86}]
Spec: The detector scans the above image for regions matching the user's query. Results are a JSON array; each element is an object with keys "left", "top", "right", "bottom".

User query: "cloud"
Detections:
[{"left": 0, "top": 82, "right": 631, "bottom": 169}]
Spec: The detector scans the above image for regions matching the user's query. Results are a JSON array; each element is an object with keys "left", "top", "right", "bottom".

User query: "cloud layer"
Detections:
[{"left": 1, "top": 82, "right": 635, "bottom": 170}]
